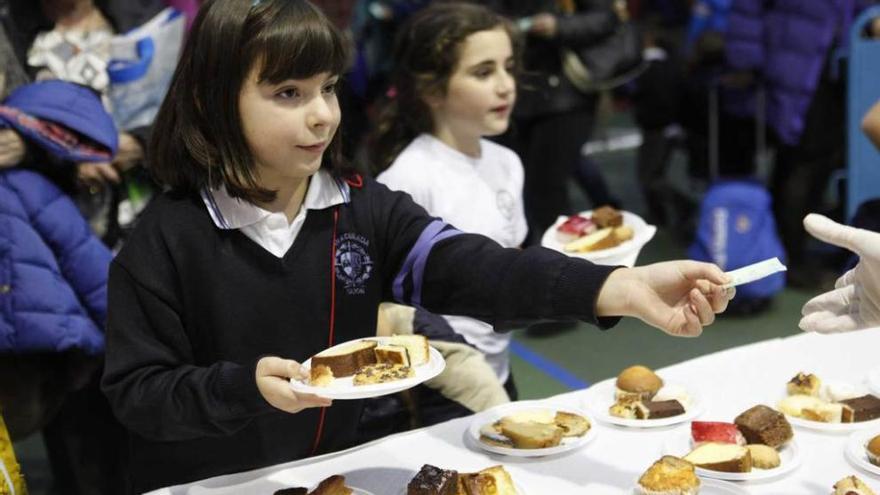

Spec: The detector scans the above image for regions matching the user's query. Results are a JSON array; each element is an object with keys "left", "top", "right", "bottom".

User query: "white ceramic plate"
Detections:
[
  {"left": 663, "top": 429, "right": 802, "bottom": 482},
  {"left": 289, "top": 337, "right": 445, "bottom": 400},
  {"left": 584, "top": 378, "right": 702, "bottom": 429},
  {"left": 632, "top": 478, "right": 749, "bottom": 494},
  {"left": 776, "top": 381, "right": 880, "bottom": 433},
  {"left": 467, "top": 401, "right": 597, "bottom": 457},
  {"left": 541, "top": 210, "right": 656, "bottom": 266},
  {"left": 845, "top": 429, "right": 880, "bottom": 476}
]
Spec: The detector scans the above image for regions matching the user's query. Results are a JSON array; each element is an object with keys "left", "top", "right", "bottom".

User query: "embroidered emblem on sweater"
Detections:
[{"left": 335, "top": 233, "right": 373, "bottom": 295}]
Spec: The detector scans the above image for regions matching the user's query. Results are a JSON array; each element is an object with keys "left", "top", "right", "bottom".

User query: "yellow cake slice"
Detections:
[
  {"left": 388, "top": 335, "right": 430, "bottom": 366},
  {"left": 684, "top": 442, "right": 752, "bottom": 473}
]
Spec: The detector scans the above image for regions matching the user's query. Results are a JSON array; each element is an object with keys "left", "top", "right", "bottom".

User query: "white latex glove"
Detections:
[{"left": 799, "top": 214, "right": 880, "bottom": 333}]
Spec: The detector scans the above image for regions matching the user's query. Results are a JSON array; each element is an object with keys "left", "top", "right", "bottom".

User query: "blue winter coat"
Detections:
[
  {"left": 0, "top": 80, "right": 117, "bottom": 354},
  {"left": 724, "top": 0, "right": 870, "bottom": 145}
]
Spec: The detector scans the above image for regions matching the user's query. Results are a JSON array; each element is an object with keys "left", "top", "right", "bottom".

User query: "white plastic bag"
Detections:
[{"left": 107, "top": 8, "right": 185, "bottom": 130}]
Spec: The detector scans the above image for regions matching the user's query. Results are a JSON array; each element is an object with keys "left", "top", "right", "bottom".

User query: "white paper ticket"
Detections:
[{"left": 722, "top": 257, "right": 787, "bottom": 288}]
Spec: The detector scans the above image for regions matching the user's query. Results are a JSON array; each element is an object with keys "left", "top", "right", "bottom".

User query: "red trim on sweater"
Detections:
[{"left": 310, "top": 206, "right": 340, "bottom": 455}]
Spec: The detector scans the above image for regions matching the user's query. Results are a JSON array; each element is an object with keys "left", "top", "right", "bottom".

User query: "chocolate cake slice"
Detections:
[
  {"left": 840, "top": 394, "right": 880, "bottom": 423},
  {"left": 734, "top": 405, "right": 793, "bottom": 448},
  {"left": 407, "top": 464, "right": 459, "bottom": 495},
  {"left": 638, "top": 399, "right": 686, "bottom": 419}
]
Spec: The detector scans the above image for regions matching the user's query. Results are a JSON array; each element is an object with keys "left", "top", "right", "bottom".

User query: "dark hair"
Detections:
[
  {"left": 150, "top": 0, "right": 352, "bottom": 204},
  {"left": 369, "top": 2, "right": 520, "bottom": 173}
]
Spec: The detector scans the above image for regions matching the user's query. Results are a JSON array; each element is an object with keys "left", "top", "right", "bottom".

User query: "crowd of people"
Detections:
[{"left": 0, "top": 0, "right": 878, "bottom": 493}]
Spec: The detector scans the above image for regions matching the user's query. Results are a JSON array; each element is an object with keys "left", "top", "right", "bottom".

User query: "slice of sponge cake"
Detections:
[
  {"left": 388, "top": 335, "right": 430, "bottom": 366},
  {"left": 684, "top": 442, "right": 753, "bottom": 473},
  {"left": 311, "top": 340, "right": 377, "bottom": 377}
]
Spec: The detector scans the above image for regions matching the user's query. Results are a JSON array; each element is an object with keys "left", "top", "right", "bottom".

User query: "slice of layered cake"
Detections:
[
  {"left": 311, "top": 340, "right": 377, "bottom": 378},
  {"left": 388, "top": 335, "right": 430, "bottom": 366},
  {"left": 684, "top": 442, "right": 752, "bottom": 472},
  {"left": 691, "top": 421, "right": 746, "bottom": 445},
  {"left": 840, "top": 395, "right": 880, "bottom": 422},
  {"left": 637, "top": 400, "right": 686, "bottom": 419},
  {"left": 734, "top": 405, "right": 793, "bottom": 448}
]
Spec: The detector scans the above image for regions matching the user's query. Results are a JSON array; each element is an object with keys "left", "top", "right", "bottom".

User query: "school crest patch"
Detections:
[{"left": 335, "top": 233, "right": 373, "bottom": 295}]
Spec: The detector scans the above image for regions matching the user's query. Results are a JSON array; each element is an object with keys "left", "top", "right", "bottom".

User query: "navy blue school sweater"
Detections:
[{"left": 101, "top": 176, "right": 619, "bottom": 493}]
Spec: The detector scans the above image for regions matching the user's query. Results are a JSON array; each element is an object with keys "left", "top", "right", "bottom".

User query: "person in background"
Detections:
[
  {"left": 6, "top": 0, "right": 166, "bottom": 246},
  {"left": 723, "top": 0, "right": 879, "bottom": 288},
  {"left": 101, "top": 0, "right": 733, "bottom": 491},
  {"left": 481, "top": 0, "right": 621, "bottom": 244},
  {"left": 0, "top": 78, "right": 125, "bottom": 494},
  {"left": 372, "top": 1, "right": 524, "bottom": 425}
]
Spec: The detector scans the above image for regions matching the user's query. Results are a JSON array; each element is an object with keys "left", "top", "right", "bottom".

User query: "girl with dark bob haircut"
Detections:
[
  {"left": 149, "top": 0, "right": 352, "bottom": 203},
  {"left": 102, "top": 0, "right": 733, "bottom": 491}
]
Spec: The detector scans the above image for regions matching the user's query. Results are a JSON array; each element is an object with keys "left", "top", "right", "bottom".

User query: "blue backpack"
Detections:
[{"left": 688, "top": 180, "right": 786, "bottom": 302}]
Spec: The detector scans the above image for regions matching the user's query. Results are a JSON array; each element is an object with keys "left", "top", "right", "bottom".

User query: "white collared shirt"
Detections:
[{"left": 200, "top": 170, "right": 349, "bottom": 258}]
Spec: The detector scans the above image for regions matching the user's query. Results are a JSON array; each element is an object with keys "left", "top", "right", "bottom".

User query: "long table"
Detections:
[{"left": 149, "top": 329, "right": 880, "bottom": 494}]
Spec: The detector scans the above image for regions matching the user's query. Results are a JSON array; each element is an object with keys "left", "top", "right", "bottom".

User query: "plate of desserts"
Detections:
[
  {"left": 541, "top": 206, "right": 656, "bottom": 266},
  {"left": 403, "top": 464, "right": 526, "bottom": 495},
  {"left": 289, "top": 335, "right": 445, "bottom": 400},
  {"left": 468, "top": 401, "right": 596, "bottom": 457},
  {"left": 635, "top": 456, "right": 749, "bottom": 494},
  {"left": 585, "top": 365, "right": 702, "bottom": 428},
  {"left": 663, "top": 405, "right": 802, "bottom": 482},
  {"left": 845, "top": 430, "right": 880, "bottom": 476},
  {"left": 776, "top": 371, "right": 880, "bottom": 432}
]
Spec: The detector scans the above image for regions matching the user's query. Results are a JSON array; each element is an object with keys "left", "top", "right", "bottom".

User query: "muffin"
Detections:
[
  {"left": 636, "top": 456, "right": 700, "bottom": 495},
  {"left": 616, "top": 365, "right": 664, "bottom": 400},
  {"left": 868, "top": 434, "right": 880, "bottom": 467}
]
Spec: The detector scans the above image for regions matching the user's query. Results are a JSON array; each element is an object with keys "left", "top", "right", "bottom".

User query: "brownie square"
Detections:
[{"left": 734, "top": 405, "right": 793, "bottom": 448}]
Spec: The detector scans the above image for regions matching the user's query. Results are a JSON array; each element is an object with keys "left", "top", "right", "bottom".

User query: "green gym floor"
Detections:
[{"left": 13, "top": 122, "right": 818, "bottom": 494}]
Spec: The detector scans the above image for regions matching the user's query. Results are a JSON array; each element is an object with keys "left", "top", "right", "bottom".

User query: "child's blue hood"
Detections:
[{"left": 0, "top": 80, "right": 118, "bottom": 162}]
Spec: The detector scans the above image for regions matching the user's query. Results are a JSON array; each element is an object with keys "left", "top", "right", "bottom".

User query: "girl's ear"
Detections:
[{"left": 421, "top": 88, "right": 444, "bottom": 110}]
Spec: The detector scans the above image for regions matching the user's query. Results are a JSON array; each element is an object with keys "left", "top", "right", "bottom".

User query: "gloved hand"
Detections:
[{"left": 799, "top": 214, "right": 880, "bottom": 333}]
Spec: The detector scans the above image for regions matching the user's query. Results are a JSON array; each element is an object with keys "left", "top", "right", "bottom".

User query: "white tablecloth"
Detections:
[{"left": 149, "top": 329, "right": 880, "bottom": 495}]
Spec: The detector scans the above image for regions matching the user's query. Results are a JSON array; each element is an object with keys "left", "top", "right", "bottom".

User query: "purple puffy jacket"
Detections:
[{"left": 724, "top": 0, "right": 871, "bottom": 145}]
